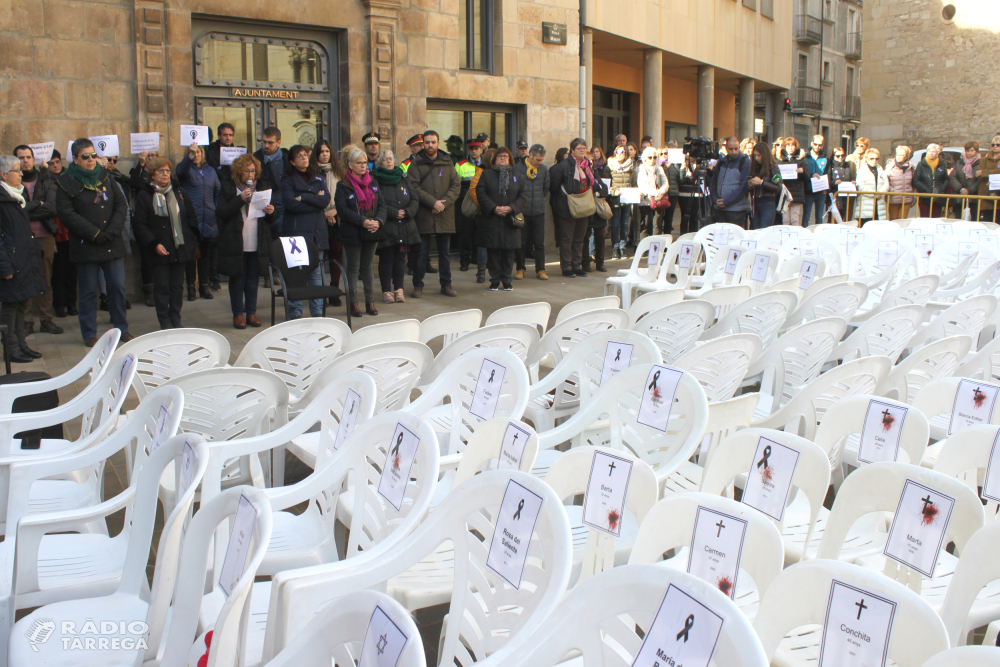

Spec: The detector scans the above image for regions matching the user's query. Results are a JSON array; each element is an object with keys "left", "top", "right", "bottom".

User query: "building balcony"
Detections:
[
  {"left": 794, "top": 14, "right": 823, "bottom": 44},
  {"left": 792, "top": 85, "right": 823, "bottom": 114},
  {"left": 842, "top": 95, "right": 861, "bottom": 120},
  {"left": 846, "top": 32, "right": 862, "bottom": 59}
]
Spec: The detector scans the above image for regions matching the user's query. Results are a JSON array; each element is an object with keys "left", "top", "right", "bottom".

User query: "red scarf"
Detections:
[
  {"left": 345, "top": 169, "right": 375, "bottom": 210},
  {"left": 573, "top": 157, "right": 595, "bottom": 194}
]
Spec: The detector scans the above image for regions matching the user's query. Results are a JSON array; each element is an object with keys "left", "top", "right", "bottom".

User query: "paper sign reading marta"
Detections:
[
  {"left": 129, "top": 132, "right": 160, "bottom": 154},
  {"left": 358, "top": 605, "right": 409, "bottom": 667},
  {"left": 220, "top": 147, "right": 247, "bottom": 166},
  {"left": 630, "top": 584, "right": 725, "bottom": 667},
  {"left": 883, "top": 478, "right": 956, "bottom": 578},
  {"left": 179, "top": 124, "right": 210, "bottom": 145},
  {"left": 333, "top": 388, "right": 361, "bottom": 451},
  {"left": 948, "top": 379, "right": 1000, "bottom": 436},
  {"left": 150, "top": 405, "right": 171, "bottom": 452},
  {"left": 750, "top": 254, "right": 770, "bottom": 283},
  {"left": 741, "top": 436, "right": 800, "bottom": 521},
  {"left": 600, "top": 341, "right": 634, "bottom": 386},
  {"left": 377, "top": 423, "right": 420, "bottom": 511},
  {"left": 636, "top": 365, "right": 684, "bottom": 433},
  {"left": 725, "top": 247, "right": 742, "bottom": 275},
  {"left": 858, "top": 399, "right": 909, "bottom": 465},
  {"left": 485, "top": 479, "right": 543, "bottom": 589},
  {"left": 981, "top": 428, "right": 1000, "bottom": 503},
  {"left": 218, "top": 493, "right": 258, "bottom": 596},
  {"left": 798, "top": 260, "right": 818, "bottom": 291},
  {"left": 469, "top": 358, "right": 507, "bottom": 420},
  {"left": 678, "top": 243, "right": 695, "bottom": 269},
  {"left": 687, "top": 506, "right": 747, "bottom": 600},
  {"left": 497, "top": 421, "right": 531, "bottom": 471},
  {"left": 647, "top": 240, "right": 662, "bottom": 268},
  {"left": 582, "top": 450, "right": 634, "bottom": 538},
  {"left": 817, "top": 579, "right": 897, "bottom": 667}
]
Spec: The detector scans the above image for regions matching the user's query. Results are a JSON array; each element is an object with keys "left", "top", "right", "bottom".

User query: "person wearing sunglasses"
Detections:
[
  {"left": 846, "top": 137, "right": 870, "bottom": 168},
  {"left": 55, "top": 139, "right": 133, "bottom": 347},
  {"left": 804, "top": 135, "right": 831, "bottom": 226},
  {"left": 975, "top": 135, "right": 1000, "bottom": 221}
]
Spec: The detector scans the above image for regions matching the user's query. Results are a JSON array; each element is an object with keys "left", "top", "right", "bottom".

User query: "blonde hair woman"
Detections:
[
  {"left": 884, "top": 145, "right": 914, "bottom": 220},
  {"left": 847, "top": 137, "right": 870, "bottom": 166},
  {"left": 856, "top": 148, "right": 889, "bottom": 224},
  {"left": 176, "top": 141, "right": 221, "bottom": 299}
]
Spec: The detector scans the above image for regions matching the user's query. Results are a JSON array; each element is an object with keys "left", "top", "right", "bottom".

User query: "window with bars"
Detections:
[{"left": 459, "top": 0, "right": 494, "bottom": 72}]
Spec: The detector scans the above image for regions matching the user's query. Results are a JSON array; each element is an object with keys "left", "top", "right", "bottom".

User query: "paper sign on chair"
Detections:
[
  {"left": 818, "top": 579, "right": 897, "bottom": 667},
  {"left": 741, "top": 435, "right": 800, "bottom": 522},
  {"left": 858, "top": 399, "right": 908, "bottom": 465},
  {"left": 486, "top": 479, "right": 543, "bottom": 589},
  {"left": 600, "top": 341, "right": 634, "bottom": 386},
  {"left": 630, "top": 584, "right": 725, "bottom": 667},
  {"left": 582, "top": 450, "right": 634, "bottom": 538},
  {"left": 883, "top": 479, "right": 956, "bottom": 579},
  {"left": 498, "top": 422, "right": 531, "bottom": 471},
  {"left": 687, "top": 506, "right": 747, "bottom": 600}
]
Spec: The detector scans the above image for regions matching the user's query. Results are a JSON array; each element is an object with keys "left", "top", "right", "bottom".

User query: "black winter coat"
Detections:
[
  {"left": 548, "top": 155, "right": 599, "bottom": 220},
  {"left": 913, "top": 157, "right": 951, "bottom": 194},
  {"left": 253, "top": 149, "right": 290, "bottom": 220},
  {"left": 475, "top": 168, "right": 529, "bottom": 249},
  {"left": 23, "top": 169, "right": 58, "bottom": 235},
  {"left": 374, "top": 177, "right": 420, "bottom": 250},
  {"left": 215, "top": 177, "right": 277, "bottom": 278},
  {"left": 131, "top": 183, "right": 200, "bottom": 266},
  {"left": 513, "top": 162, "right": 550, "bottom": 217},
  {"left": 777, "top": 150, "right": 809, "bottom": 202},
  {"left": 334, "top": 180, "right": 388, "bottom": 246},
  {"left": 0, "top": 188, "right": 46, "bottom": 303},
  {"left": 280, "top": 172, "right": 332, "bottom": 250},
  {"left": 55, "top": 169, "right": 129, "bottom": 264}
]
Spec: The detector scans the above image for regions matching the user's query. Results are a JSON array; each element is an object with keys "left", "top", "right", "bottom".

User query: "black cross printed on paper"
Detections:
[
  {"left": 757, "top": 445, "right": 771, "bottom": 469},
  {"left": 921, "top": 494, "right": 934, "bottom": 513},
  {"left": 676, "top": 614, "right": 694, "bottom": 643},
  {"left": 882, "top": 408, "right": 892, "bottom": 421},
  {"left": 615, "top": 349, "right": 621, "bottom": 362},
  {"left": 608, "top": 460, "right": 616, "bottom": 476},
  {"left": 391, "top": 432, "right": 403, "bottom": 457},
  {"left": 648, "top": 371, "right": 660, "bottom": 391},
  {"left": 377, "top": 633, "right": 388, "bottom": 655},
  {"left": 488, "top": 370, "right": 495, "bottom": 383},
  {"left": 288, "top": 238, "right": 303, "bottom": 254},
  {"left": 716, "top": 519, "right": 726, "bottom": 537},
  {"left": 513, "top": 499, "right": 524, "bottom": 520},
  {"left": 855, "top": 599, "right": 868, "bottom": 620}
]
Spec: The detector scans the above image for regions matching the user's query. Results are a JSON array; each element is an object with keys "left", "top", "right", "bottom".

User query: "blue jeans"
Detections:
[
  {"left": 287, "top": 263, "right": 324, "bottom": 318},
  {"left": 803, "top": 192, "right": 827, "bottom": 227},
  {"left": 229, "top": 252, "right": 259, "bottom": 317},
  {"left": 413, "top": 233, "right": 452, "bottom": 288},
  {"left": 609, "top": 205, "right": 631, "bottom": 251},
  {"left": 77, "top": 258, "right": 128, "bottom": 341},
  {"left": 752, "top": 198, "right": 777, "bottom": 229}
]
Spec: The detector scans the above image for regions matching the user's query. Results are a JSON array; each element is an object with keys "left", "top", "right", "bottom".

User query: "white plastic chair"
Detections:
[
  {"left": 914, "top": 377, "right": 1000, "bottom": 454},
  {"left": 343, "top": 319, "right": 421, "bottom": 351},
  {"left": 699, "top": 428, "right": 831, "bottom": 566},
  {"left": 604, "top": 235, "right": 670, "bottom": 306},
  {"left": 699, "top": 284, "right": 753, "bottom": 321},
  {"left": 418, "top": 309, "right": 483, "bottom": 350},
  {"left": 673, "top": 333, "right": 762, "bottom": 402},
  {"left": 933, "top": 424, "right": 1000, "bottom": 523},
  {"left": 850, "top": 274, "right": 940, "bottom": 325},
  {"left": 484, "top": 302, "right": 552, "bottom": 335},
  {"left": 525, "top": 329, "right": 662, "bottom": 433},
  {"left": 526, "top": 308, "right": 629, "bottom": 381},
  {"left": 877, "top": 335, "right": 973, "bottom": 404},
  {"left": 776, "top": 253, "right": 829, "bottom": 284},
  {"left": 682, "top": 243, "right": 741, "bottom": 298},
  {"left": 471, "top": 564, "right": 767, "bottom": 667},
  {"left": 937, "top": 521, "right": 1000, "bottom": 647},
  {"left": 777, "top": 236, "right": 845, "bottom": 277},
  {"left": 754, "top": 559, "right": 948, "bottom": 667},
  {"left": 626, "top": 289, "right": 685, "bottom": 328},
  {"left": 418, "top": 323, "right": 538, "bottom": 387},
  {"left": 701, "top": 290, "right": 798, "bottom": 349},
  {"left": 554, "top": 295, "right": 620, "bottom": 325},
  {"left": 110, "top": 328, "right": 231, "bottom": 401},
  {"left": 905, "top": 294, "right": 996, "bottom": 354},
  {"left": 628, "top": 299, "right": 715, "bottom": 364},
  {"left": 0, "top": 328, "right": 118, "bottom": 416},
  {"left": 260, "top": 470, "right": 571, "bottom": 665},
  {"left": 783, "top": 280, "right": 867, "bottom": 330},
  {"left": 921, "top": 647, "right": 1000, "bottom": 667},
  {"left": 4, "top": 435, "right": 214, "bottom": 667},
  {"left": 731, "top": 249, "right": 781, "bottom": 294},
  {"left": 848, "top": 238, "right": 920, "bottom": 304},
  {"left": 955, "top": 334, "right": 1000, "bottom": 382},
  {"left": 693, "top": 222, "right": 748, "bottom": 277},
  {"left": 628, "top": 491, "right": 785, "bottom": 622},
  {"left": 632, "top": 239, "right": 706, "bottom": 296},
  {"left": 545, "top": 446, "right": 658, "bottom": 587},
  {"left": 262, "top": 590, "right": 425, "bottom": 667},
  {"left": 826, "top": 304, "right": 924, "bottom": 365}
]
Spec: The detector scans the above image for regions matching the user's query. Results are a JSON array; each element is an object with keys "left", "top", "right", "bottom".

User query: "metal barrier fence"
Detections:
[{"left": 834, "top": 190, "right": 1000, "bottom": 223}]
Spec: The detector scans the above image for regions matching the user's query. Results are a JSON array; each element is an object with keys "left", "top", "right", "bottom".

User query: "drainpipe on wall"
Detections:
[{"left": 579, "top": 0, "right": 587, "bottom": 139}]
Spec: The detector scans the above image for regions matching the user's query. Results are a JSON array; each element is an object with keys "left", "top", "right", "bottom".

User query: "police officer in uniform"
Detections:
[
  {"left": 400, "top": 134, "right": 423, "bottom": 175},
  {"left": 362, "top": 132, "right": 380, "bottom": 172},
  {"left": 456, "top": 138, "right": 484, "bottom": 272}
]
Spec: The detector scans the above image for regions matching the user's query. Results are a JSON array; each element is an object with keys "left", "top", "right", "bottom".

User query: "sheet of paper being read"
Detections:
[
  {"left": 218, "top": 493, "right": 258, "bottom": 596},
  {"left": 629, "top": 584, "right": 725, "bottom": 667},
  {"left": 247, "top": 189, "right": 272, "bottom": 219},
  {"left": 817, "top": 579, "right": 897, "bottom": 667},
  {"left": 582, "top": 450, "right": 634, "bottom": 538},
  {"left": 687, "top": 505, "right": 748, "bottom": 600},
  {"left": 377, "top": 423, "right": 421, "bottom": 511},
  {"left": 857, "top": 399, "right": 908, "bottom": 465},
  {"left": 948, "top": 379, "right": 1000, "bottom": 436},
  {"left": 883, "top": 478, "right": 956, "bottom": 578},
  {"left": 600, "top": 341, "right": 634, "bottom": 386},
  {"left": 497, "top": 421, "right": 531, "bottom": 471},
  {"left": 811, "top": 174, "right": 830, "bottom": 192},
  {"left": 485, "top": 479, "right": 543, "bottom": 589},
  {"left": 778, "top": 164, "right": 799, "bottom": 181},
  {"left": 358, "top": 605, "right": 409, "bottom": 667}
]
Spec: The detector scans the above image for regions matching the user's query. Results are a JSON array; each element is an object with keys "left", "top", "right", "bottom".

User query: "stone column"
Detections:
[
  {"left": 363, "top": 0, "right": 401, "bottom": 147},
  {"left": 134, "top": 1, "right": 168, "bottom": 140},
  {"left": 697, "top": 65, "right": 714, "bottom": 140},
  {"left": 583, "top": 28, "right": 593, "bottom": 145},
  {"left": 643, "top": 49, "right": 663, "bottom": 146},
  {"left": 739, "top": 78, "right": 755, "bottom": 140}
]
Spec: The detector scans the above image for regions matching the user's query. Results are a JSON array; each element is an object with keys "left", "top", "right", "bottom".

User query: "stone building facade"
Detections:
[{"left": 860, "top": 0, "right": 1000, "bottom": 156}]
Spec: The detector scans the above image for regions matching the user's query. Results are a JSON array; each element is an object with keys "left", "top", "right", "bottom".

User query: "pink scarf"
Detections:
[
  {"left": 345, "top": 169, "right": 375, "bottom": 210},
  {"left": 573, "top": 157, "right": 595, "bottom": 194},
  {"left": 964, "top": 154, "right": 981, "bottom": 180}
]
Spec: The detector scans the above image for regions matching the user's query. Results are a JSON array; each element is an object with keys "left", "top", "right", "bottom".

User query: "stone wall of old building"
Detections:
[{"left": 861, "top": 0, "right": 1000, "bottom": 156}]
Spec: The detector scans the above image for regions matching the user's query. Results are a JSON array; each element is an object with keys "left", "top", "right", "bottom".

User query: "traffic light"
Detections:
[{"left": 784, "top": 97, "right": 792, "bottom": 111}]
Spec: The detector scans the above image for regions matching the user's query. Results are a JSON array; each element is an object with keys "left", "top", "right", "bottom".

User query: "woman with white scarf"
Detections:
[
  {"left": 602, "top": 144, "right": 635, "bottom": 259},
  {"left": 0, "top": 155, "right": 46, "bottom": 362},
  {"left": 635, "top": 147, "right": 669, "bottom": 242},
  {"left": 131, "top": 156, "right": 200, "bottom": 329}
]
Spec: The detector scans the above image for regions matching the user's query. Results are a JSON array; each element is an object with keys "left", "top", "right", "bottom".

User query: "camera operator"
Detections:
[{"left": 709, "top": 136, "right": 751, "bottom": 229}]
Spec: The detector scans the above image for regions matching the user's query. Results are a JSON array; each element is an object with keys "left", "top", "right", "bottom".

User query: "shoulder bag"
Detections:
[
  {"left": 595, "top": 197, "right": 613, "bottom": 220},
  {"left": 562, "top": 185, "right": 597, "bottom": 219}
]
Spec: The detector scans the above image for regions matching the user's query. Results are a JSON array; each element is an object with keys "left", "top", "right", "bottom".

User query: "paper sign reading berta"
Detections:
[
  {"left": 358, "top": 605, "right": 408, "bottom": 667},
  {"left": 798, "top": 260, "right": 818, "bottom": 290},
  {"left": 647, "top": 240, "right": 662, "bottom": 268},
  {"left": 883, "top": 479, "right": 956, "bottom": 578},
  {"left": 678, "top": 243, "right": 695, "bottom": 269},
  {"left": 818, "top": 579, "right": 897, "bottom": 667},
  {"left": 858, "top": 399, "right": 909, "bottom": 465},
  {"left": 150, "top": 406, "right": 171, "bottom": 452},
  {"left": 333, "top": 388, "right": 361, "bottom": 451},
  {"left": 636, "top": 365, "right": 684, "bottom": 432},
  {"left": 129, "top": 132, "right": 160, "bottom": 154},
  {"left": 981, "top": 428, "right": 1000, "bottom": 503},
  {"left": 948, "top": 379, "right": 1000, "bottom": 436},
  {"left": 713, "top": 226, "right": 731, "bottom": 247},
  {"left": 498, "top": 421, "right": 531, "bottom": 471},
  {"left": 582, "top": 450, "right": 634, "bottom": 538},
  {"left": 725, "top": 248, "right": 742, "bottom": 275},
  {"left": 180, "top": 124, "right": 210, "bottom": 146},
  {"left": 218, "top": 493, "right": 258, "bottom": 596},
  {"left": 630, "top": 584, "right": 724, "bottom": 667},
  {"left": 280, "top": 236, "right": 310, "bottom": 268},
  {"left": 377, "top": 423, "right": 420, "bottom": 511},
  {"left": 741, "top": 436, "right": 800, "bottom": 521},
  {"left": 469, "top": 358, "right": 507, "bottom": 420},
  {"left": 486, "top": 479, "right": 543, "bottom": 589},
  {"left": 220, "top": 147, "right": 247, "bottom": 166},
  {"left": 750, "top": 254, "right": 771, "bottom": 283},
  {"left": 600, "top": 341, "right": 634, "bottom": 386},
  {"left": 687, "top": 506, "right": 747, "bottom": 600}
]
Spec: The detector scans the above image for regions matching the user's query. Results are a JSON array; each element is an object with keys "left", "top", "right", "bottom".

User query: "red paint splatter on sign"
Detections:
[
  {"left": 607, "top": 509, "right": 621, "bottom": 532},
  {"left": 717, "top": 575, "right": 734, "bottom": 598},
  {"left": 881, "top": 413, "right": 895, "bottom": 432},
  {"left": 921, "top": 504, "right": 939, "bottom": 526},
  {"left": 760, "top": 465, "right": 773, "bottom": 484},
  {"left": 974, "top": 388, "right": 987, "bottom": 409}
]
